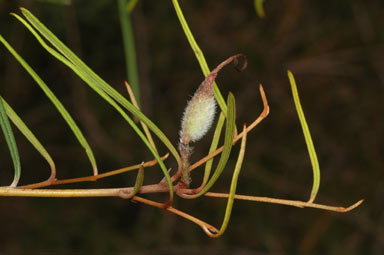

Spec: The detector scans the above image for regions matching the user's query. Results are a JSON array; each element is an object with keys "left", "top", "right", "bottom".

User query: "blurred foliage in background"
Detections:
[{"left": 0, "top": 0, "right": 383, "bottom": 254}]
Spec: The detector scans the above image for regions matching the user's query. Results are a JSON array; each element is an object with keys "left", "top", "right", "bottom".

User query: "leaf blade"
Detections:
[
  {"left": 1, "top": 97, "right": 56, "bottom": 180},
  {"left": 287, "top": 70, "right": 320, "bottom": 203},
  {"left": 19, "top": 7, "right": 180, "bottom": 167},
  {"left": 254, "top": 0, "right": 266, "bottom": 18},
  {"left": 204, "top": 123, "right": 247, "bottom": 237},
  {"left": 17, "top": 9, "right": 175, "bottom": 201},
  {"left": 0, "top": 94, "right": 21, "bottom": 187},
  {"left": 118, "top": 0, "right": 141, "bottom": 106},
  {"left": 0, "top": 33, "right": 98, "bottom": 176},
  {"left": 171, "top": 0, "right": 228, "bottom": 115}
]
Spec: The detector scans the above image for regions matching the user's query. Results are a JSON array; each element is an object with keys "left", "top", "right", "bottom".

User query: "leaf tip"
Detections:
[{"left": 254, "top": 0, "right": 266, "bottom": 19}]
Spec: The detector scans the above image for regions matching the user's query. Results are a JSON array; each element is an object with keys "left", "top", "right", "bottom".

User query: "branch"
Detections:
[
  {"left": 19, "top": 153, "right": 169, "bottom": 189},
  {"left": 205, "top": 192, "right": 364, "bottom": 213}
]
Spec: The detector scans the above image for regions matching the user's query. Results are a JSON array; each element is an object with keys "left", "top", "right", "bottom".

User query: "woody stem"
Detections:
[{"left": 179, "top": 142, "right": 191, "bottom": 187}]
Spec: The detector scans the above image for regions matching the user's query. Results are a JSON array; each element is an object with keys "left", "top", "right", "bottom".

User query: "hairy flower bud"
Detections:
[{"left": 178, "top": 53, "right": 247, "bottom": 186}]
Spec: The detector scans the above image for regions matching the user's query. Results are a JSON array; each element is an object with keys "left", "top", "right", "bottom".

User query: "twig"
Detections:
[
  {"left": 20, "top": 153, "right": 169, "bottom": 189},
  {"left": 125, "top": 81, "right": 158, "bottom": 153},
  {"left": 204, "top": 192, "right": 364, "bottom": 213},
  {"left": 132, "top": 195, "right": 219, "bottom": 233}
]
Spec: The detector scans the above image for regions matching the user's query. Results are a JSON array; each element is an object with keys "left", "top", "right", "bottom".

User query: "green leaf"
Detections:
[
  {"left": 118, "top": 0, "right": 141, "bottom": 106},
  {"left": 1, "top": 97, "right": 56, "bottom": 180},
  {"left": 206, "top": 123, "right": 247, "bottom": 237},
  {"left": 0, "top": 94, "right": 21, "bottom": 187},
  {"left": 17, "top": 8, "right": 177, "bottom": 200},
  {"left": 171, "top": 0, "right": 228, "bottom": 115},
  {"left": 126, "top": 0, "right": 139, "bottom": 13},
  {"left": 18, "top": 8, "right": 179, "bottom": 161},
  {"left": 287, "top": 70, "right": 320, "bottom": 203},
  {"left": 200, "top": 112, "right": 225, "bottom": 188},
  {"left": 254, "top": 0, "right": 266, "bottom": 18},
  {"left": 35, "top": 0, "right": 72, "bottom": 5},
  {"left": 0, "top": 34, "right": 98, "bottom": 176}
]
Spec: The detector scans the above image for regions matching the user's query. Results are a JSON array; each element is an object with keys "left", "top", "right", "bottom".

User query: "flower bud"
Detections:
[{"left": 178, "top": 54, "right": 247, "bottom": 186}]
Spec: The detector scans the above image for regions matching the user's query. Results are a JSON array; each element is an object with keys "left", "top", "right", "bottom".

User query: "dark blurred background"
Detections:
[{"left": 0, "top": 0, "right": 383, "bottom": 254}]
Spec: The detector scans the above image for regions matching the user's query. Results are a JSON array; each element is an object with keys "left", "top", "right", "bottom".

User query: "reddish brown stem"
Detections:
[
  {"left": 204, "top": 192, "right": 364, "bottom": 213},
  {"left": 19, "top": 153, "right": 169, "bottom": 189},
  {"left": 132, "top": 195, "right": 219, "bottom": 233}
]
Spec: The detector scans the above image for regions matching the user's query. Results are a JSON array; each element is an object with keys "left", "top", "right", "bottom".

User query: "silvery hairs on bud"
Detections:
[{"left": 178, "top": 54, "right": 247, "bottom": 186}]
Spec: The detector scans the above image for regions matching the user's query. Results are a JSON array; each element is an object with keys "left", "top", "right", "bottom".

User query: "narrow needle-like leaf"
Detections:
[
  {"left": 171, "top": 0, "right": 227, "bottom": 115},
  {"left": 1, "top": 97, "right": 56, "bottom": 181},
  {"left": 0, "top": 94, "right": 21, "bottom": 187},
  {"left": 287, "top": 70, "right": 320, "bottom": 203},
  {"left": 18, "top": 9, "right": 177, "bottom": 167},
  {"left": 35, "top": 0, "right": 71, "bottom": 5},
  {"left": 199, "top": 113, "right": 225, "bottom": 189},
  {"left": 126, "top": 0, "right": 139, "bottom": 13},
  {"left": 254, "top": 0, "right": 266, "bottom": 18},
  {"left": 16, "top": 9, "right": 176, "bottom": 202},
  {"left": 0, "top": 34, "right": 98, "bottom": 176},
  {"left": 118, "top": 0, "right": 141, "bottom": 106},
  {"left": 204, "top": 124, "right": 247, "bottom": 238}
]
